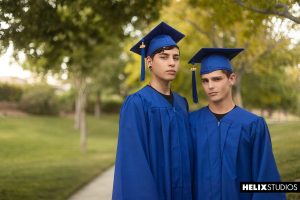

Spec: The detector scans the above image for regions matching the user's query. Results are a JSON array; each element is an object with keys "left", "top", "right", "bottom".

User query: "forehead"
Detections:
[{"left": 201, "top": 70, "right": 226, "bottom": 78}]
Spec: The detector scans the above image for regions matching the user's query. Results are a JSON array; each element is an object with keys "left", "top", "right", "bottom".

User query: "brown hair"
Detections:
[
  {"left": 221, "top": 70, "right": 233, "bottom": 78},
  {"left": 150, "top": 45, "right": 179, "bottom": 59}
]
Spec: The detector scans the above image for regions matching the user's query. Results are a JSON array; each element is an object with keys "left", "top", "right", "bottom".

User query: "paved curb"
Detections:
[{"left": 68, "top": 166, "right": 114, "bottom": 200}]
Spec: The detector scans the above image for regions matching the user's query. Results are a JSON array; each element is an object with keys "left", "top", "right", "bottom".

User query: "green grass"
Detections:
[
  {"left": 0, "top": 115, "right": 119, "bottom": 200},
  {"left": 0, "top": 116, "right": 299, "bottom": 200},
  {"left": 269, "top": 121, "right": 300, "bottom": 200}
]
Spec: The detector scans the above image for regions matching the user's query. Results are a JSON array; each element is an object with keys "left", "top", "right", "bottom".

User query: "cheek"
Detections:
[
  {"left": 202, "top": 84, "right": 209, "bottom": 92},
  {"left": 152, "top": 59, "right": 162, "bottom": 68},
  {"left": 175, "top": 61, "right": 180, "bottom": 69},
  {"left": 151, "top": 63, "right": 163, "bottom": 74},
  {"left": 221, "top": 83, "right": 231, "bottom": 93}
]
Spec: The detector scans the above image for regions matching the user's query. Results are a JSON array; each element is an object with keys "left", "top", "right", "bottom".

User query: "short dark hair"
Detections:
[
  {"left": 221, "top": 70, "right": 233, "bottom": 78},
  {"left": 150, "top": 45, "right": 179, "bottom": 59}
]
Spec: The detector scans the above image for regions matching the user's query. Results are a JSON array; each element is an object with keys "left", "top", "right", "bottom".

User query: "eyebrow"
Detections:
[
  {"left": 211, "top": 76, "right": 223, "bottom": 79},
  {"left": 201, "top": 76, "right": 223, "bottom": 80},
  {"left": 158, "top": 52, "right": 180, "bottom": 56}
]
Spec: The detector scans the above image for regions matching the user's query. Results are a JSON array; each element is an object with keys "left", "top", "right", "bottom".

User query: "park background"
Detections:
[{"left": 0, "top": 0, "right": 300, "bottom": 199}]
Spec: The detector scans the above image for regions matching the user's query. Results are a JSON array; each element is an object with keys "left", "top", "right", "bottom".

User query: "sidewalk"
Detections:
[{"left": 68, "top": 166, "right": 114, "bottom": 200}]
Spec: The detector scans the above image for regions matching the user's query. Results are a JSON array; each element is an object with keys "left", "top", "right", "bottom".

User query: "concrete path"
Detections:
[{"left": 68, "top": 166, "right": 114, "bottom": 200}]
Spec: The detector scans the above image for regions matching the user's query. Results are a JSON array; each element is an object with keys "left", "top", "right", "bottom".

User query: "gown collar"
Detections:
[
  {"left": 140, "top": 86, "right": 178, "bottom": 109},
  {"left": 205, "top": 105, "right": 240, "bottom": 124}
]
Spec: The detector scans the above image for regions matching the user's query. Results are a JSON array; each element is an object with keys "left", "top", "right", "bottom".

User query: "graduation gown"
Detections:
[
  {"left": 190, "top": 106, "right": 285, "bottom": 200},
  {"left": 112, "top": 86, "right": 193, "bottom": 200}
]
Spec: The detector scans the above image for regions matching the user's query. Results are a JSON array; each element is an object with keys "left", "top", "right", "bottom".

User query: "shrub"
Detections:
[
  {"left": 86, "top": 98, "right": 122, "bottom": 114},
  {"left": 19, "top": 85, "right": 59, "bottom": 115},
  {"left": 0, "top": 83, "right": 23, "bottom": 102},
  {"left": 57, "top": 90, "right": 76, "bottom": 114}
]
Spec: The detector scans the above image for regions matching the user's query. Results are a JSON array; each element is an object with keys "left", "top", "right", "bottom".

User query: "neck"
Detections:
[
  {"left": 208, "top": 99, "right": 235, "bottom": 114},
  {"left": 149, "top": 79, "right": 171, "bottom": 95}
]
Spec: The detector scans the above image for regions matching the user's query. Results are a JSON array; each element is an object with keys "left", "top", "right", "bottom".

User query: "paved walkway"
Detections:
[{"left": 68, "top": 166, "right": 114, "bottom": 200}]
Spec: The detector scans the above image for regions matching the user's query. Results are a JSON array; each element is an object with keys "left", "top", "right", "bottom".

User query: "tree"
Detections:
[
  {"left": 174, "top": 0, "right": 299, "bottom": 110},
  {"left": 233, "top": 0, "right": 300, "bottom": 24},
  {"left": 123, "top": 0, "right": 299, "bottom": 113},
  {"left": 0, "top": 0, "right": 166, "bottom": 151},
  {"left": 88, "top": 43, "right": 125, "bottom": 118}
]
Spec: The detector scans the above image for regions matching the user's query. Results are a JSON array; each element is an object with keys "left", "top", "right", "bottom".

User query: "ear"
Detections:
[
  {"left": 146, "top": 56, "right": 152, "bottom": 68},
  {"left": 229, "top": 73, "right": 236, "bottom": 86}
]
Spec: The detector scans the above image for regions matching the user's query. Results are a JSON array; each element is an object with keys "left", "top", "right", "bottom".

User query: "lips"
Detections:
[
  {"left": 208, "top": 92, "right": 218, "bottom": 96},
  {"left": 166, "top": 70, "right": 176, "bottom": 74}
]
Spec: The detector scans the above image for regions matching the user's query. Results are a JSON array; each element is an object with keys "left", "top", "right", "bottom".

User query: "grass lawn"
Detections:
[
  {"left": 268, "top": 121, "right": 300, "bottom": 200},
  {"left": 0, "top": 115, "right": 118, "bottom": 200},
  {"left": 0, "top": 115, "right": 299, "bottom": 200}
]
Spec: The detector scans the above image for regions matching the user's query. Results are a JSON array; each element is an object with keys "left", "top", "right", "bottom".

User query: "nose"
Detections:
[
  {"left": 168, "top": 57, "right": 176, "bottom": 67},
  {"left": 208, "top": 81, "right": 214, "bottom": 89}
]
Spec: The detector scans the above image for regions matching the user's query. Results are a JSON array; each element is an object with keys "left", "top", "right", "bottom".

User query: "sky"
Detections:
[{"left": 0, "top": 44, "right": 31, "bottom": 79}]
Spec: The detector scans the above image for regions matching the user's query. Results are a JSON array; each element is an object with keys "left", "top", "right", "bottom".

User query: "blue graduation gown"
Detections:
[
  {"left": 113, "top": 86, "right": 193, "bottom": 200},
  {"left": 190, "top": 106, "right": 285, "bottom": 200}
]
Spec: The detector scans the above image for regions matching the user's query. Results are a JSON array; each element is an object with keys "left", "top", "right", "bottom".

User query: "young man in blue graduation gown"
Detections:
[
  {"left": 112, "top": 22, "right": 193, "bottom": 200},
  {"left": 188, "top": 48, "right": 285, "bottom": 200}
]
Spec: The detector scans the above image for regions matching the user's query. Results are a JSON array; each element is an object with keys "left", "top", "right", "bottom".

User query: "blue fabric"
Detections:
[
  {"left": 192, "top": 70, "right": 198, "bottom": 103},
  {"left": 130, "top": 22, "right": 184, "bottom": 56},
  {"left": 147, "top": 34, "right": 177, "bottom": 56},
  {"left": 188, "top": 48, "right": 244, "bottom": 75},
  {"left": 112, "top": 86, "right": 193, "bottom": 200},
  {"left": 140, "top": 39, "right": 146, "bottom": 81},
  {"left": 190, "top": 106, "right": 286, "bottom": 200},
  {"left": 200, "top": 54, "right": 232, "bottom": 75}
]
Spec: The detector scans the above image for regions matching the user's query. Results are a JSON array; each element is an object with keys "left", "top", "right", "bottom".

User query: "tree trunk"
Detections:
[
  {"left": 74, "top": 78, "right": 81, "bottom": 130},
  {"left": 94, "top": 91, "right": 101, "bottom": 118},
  {"left": 79, "top": 86, "right": 87, "bottom": 152},
  {"left": 74, "top": 96, "right": 80, "bottom": 130},
  {"left": 74, "top": 77, "right": 88, "bottom": 152}
]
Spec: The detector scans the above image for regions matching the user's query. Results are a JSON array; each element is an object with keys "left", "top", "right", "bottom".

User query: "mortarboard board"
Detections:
[
  {"left": 130, "top": 22, "right": 185, "bottom": 81},
  {"left": 188, "top": 48, "right": 244, "bottom": 103}
]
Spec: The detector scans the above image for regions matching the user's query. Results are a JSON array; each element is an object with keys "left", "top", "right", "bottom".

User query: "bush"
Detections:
[
  {"left": 0, "top": 83, "right": 23, "bottom": 102},
  {"left": 19, "top": 85, "right": 59, "bottom": 115},
  {"left": 57, "top": 89, "right": 76, "bottom": 114},
  {"left": 86, "top": 98, "right": 122, "bottom": 114},
  {"left": 102, "top": 100, "right": 122, "bottom": 113}
]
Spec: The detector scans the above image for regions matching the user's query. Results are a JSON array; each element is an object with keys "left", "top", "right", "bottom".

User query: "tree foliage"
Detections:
[
  {"left": 0, "top": 0, "right": 166, "bottom": 150},
  {"left": 123, "top": 0, "right": 300, "bottom": 112},
  {"left": 233, "top": 0, "right": 300, "bottom": 24}
]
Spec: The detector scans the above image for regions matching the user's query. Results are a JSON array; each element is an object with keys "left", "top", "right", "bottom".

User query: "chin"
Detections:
[
  {"left": 209, "top": 97, "right": 222, "bottom": 103},
  {"left": 163, "top": 76, "right": 176, "bottom": 81},
  {"left": 167, "top": 78, "right": 175, "bottom": 82}
]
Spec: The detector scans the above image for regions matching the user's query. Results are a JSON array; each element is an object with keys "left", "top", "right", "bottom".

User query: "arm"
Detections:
[
  {"left": 112, "top": 95, "right": 159, "bottom": 200},
  {"left": 251, "top": 117, "right": 286, "bottom": 200}
]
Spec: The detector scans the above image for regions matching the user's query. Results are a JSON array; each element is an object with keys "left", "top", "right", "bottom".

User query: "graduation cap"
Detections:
[
  {"left": 130, "top": 22, "right": 185, "bottom": 81},
  {"left": 188, "top": 48, "right": 244, "bottom": 103}
]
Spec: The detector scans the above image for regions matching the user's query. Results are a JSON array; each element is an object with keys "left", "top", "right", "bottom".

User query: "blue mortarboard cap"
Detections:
[
  {"left": 188, "top": 48, "right": 244, "bottom": 103},
  {"left": 130, "top": 22, "right": 185, "bottom": 81}
]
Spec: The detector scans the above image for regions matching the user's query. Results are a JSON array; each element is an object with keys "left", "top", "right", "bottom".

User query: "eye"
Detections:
[
  {"left": 160, "top": 56, "right": 168, "bottom": 60},
  {"left": 201, "top": 79, "right": 208, "bottom": 83},
  {"left": 213, "top": 77, "right": 222, "bottom": 81},
  {"left": 173, "top": 56, "right": 179, "bottom": 61}
]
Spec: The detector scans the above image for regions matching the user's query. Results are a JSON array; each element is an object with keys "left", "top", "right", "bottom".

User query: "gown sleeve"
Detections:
[
  {"left": 251, "top": 117, "right": 286, "bottom": 200},
  {"left": 112, "top": 95, "right": 159, "bottom": 200}
]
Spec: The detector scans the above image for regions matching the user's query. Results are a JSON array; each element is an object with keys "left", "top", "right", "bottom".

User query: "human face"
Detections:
[
  {"left": 146, "top": 47, "right": 180, "bottom": 82},
  {"left": 201, "top": 70, "right": 236, "bottom": 104}
]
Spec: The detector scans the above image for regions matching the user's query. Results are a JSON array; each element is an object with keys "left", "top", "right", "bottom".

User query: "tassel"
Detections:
[
  {"left": 140, "top": 41, "right": 146, "bottom": 81},
  {"left": 191, "top": 66, "right": 198, "bottom": 103}
]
